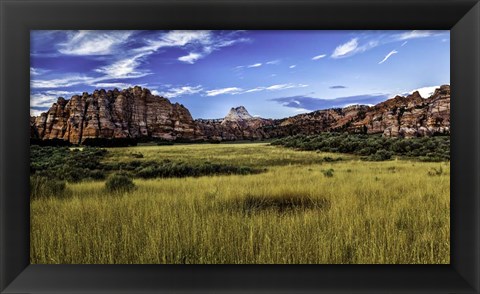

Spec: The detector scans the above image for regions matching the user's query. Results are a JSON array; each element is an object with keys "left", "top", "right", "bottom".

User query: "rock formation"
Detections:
[
  {"left": 31, "top": 86, "right": 196, "bottom": 144},
  {"left": 30, "top": 85, "right": 451, "bottom": 144},
  {"left": 194, "top": 106, "right": 274, "bottom": 141}
]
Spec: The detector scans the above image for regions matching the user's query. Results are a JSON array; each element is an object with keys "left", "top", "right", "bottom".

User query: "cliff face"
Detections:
[
  {"left": 31, "top": 85, "right": 451, "bottom": 144},
  {"left": 31, "top": 86, "right": 196, "bottom": 144},
  {"left": 258, "top": 85, "right": 450, "bottom": 139}
]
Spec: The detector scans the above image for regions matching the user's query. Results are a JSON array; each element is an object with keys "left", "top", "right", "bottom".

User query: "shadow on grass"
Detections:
[{"left": 226, "top": 193, "right": 331, "bottom": 214}]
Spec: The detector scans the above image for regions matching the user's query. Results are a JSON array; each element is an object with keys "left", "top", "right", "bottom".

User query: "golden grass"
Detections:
[{"left": 31, "top": 143, "right": 450, "bottom": 264}]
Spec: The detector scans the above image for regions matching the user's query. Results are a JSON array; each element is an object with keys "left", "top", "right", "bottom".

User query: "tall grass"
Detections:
[{"left": 31, "top": 143, "right": 449, "bottom": 264}]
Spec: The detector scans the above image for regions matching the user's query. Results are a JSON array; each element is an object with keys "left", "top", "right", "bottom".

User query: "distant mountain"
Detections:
[
  {"left": 30, "top": 85, "right": 450, "bottom": 145},
  {"left": 223, "top": 106, "right": 254, "bottom": 121}
]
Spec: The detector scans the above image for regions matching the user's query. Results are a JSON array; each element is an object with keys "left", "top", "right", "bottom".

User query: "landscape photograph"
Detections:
[{"left": 30, "top": 30, "right": 450, "bottom": 264}]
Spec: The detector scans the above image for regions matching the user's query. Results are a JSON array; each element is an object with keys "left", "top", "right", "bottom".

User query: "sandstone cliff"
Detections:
[
  {"left": 31, "top": 86, "right": 196, "bottom": 144},
  {"left": 31, "top": 85, "right": 450, "bottom": 144},
  {"left": 259, "top": 85, "right": 450, "bottom": 139}
]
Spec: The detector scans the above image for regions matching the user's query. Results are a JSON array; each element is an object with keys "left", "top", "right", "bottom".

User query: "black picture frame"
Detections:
[{"left": 1, "top": 0, "right": 479, "bottom": 293}]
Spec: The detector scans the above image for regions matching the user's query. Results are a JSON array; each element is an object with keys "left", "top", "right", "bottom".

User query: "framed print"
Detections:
[{"left": 1, "top": 0, "right": 479, "bottom": 293}]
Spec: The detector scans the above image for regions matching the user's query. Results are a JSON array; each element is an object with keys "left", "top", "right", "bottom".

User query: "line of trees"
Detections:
[{"left": 271, "top": 133, "right": 450, "bottom": 161}]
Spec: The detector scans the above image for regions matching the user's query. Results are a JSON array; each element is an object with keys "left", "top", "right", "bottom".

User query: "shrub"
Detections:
[
  {"left": 105, "top": 173, "right": 136, "bottom": 193},
  {"left": 30, "top": 175, "right": 67, "bottom": 199},
  {"left": 366, "top": 150, "right": 392, "bottom": 161},
  {"left": 323, "top": 168, "right": 334, "bottom": 177},
  {"left": 428, "top": 167, "right": 443, "bottom": 176}
]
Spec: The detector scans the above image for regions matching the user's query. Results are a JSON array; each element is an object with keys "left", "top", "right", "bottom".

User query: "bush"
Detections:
[
  {"left": 105, "top": 173, "right": 136, "bottom": 193},
  {"left": 323, "top": 168, "right": 334, "bottom": 177},
  {"left": 30, "top": 175, "right": 67, "bottom": 199},
  {"left": 367, "top": 150, "right": 392, "bottom": 161}
]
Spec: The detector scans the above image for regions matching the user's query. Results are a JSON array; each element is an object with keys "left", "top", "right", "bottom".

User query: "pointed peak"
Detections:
[{"left": 224, "top": 106, "right": 254, "bottom": 121}]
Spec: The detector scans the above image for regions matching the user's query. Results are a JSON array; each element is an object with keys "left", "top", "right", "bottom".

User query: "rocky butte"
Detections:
[{"left": 30, "top": 85, "right": 450, "bottom": 144}]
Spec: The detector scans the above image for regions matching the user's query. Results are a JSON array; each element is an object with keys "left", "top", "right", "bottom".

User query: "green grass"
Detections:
[{"left": 31, "top": 143, "right": 449, "bottom": 264}]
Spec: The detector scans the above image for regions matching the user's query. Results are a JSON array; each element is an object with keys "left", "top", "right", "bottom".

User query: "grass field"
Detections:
[{"left": 30, "top": 143, "right": 450, "bottom": 264}]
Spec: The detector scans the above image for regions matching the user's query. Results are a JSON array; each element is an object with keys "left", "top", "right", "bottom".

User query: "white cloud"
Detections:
[
  {"left": 247, "top": 63, "right": 262, "bottom": 68},
  {"left": 266, "top": 83, "right": 307, "bottom": 91},
  {"left": 137, "top": 30, "right": 211, "bottom": 53},
  {"left": 378, "top": 50, "right": 398, "bottom": 64},
  {"left": 401, "top": 41, "right": 408, "bottom": 46},
  {"left": 58, "top": 30, "right": 133, "bottom": 55},
  {"left": 409, "top": 86, "right": 439, "bottom": 98},
  {"left": 243, "top": 87, "right": 265, "bottom": 93},
  {"left": 206, "top": 87, "right": 243, "bottom": 96},
  {"left": 312, "top": 54, "right": 326, "bottom": 60},
  {"left": 266, "top": 60, "right": 280, "bottom": 65},
  {"left": 289, "top": 65, "right": 296, "bottom": 69},
  {"left": 30, "top": 67, "right": 49, "bottom": 76},
  {"left": 331, "top": 38, "right": 378, "bottom": 59},
  {"left": 31, "top": 75, "right": 95, "bottom": 88},
  {"left": 178, "top": 52, "right": 202, "bottom": 64},
  {"left": 30, "top": 109, "right": 45, "bottom": 116},
  {"left": 135, "top": 30, "right": 248, "bottom": 64},
  {"left": 156, "top": 85, "right": 203, "bottom": 98},
  {"left": 396, "top": 30, "right": 434, "bottom": 41},
  {"left": 93, "top": 83, "right": 141, "bottom": 89},
  {"left": 293, "top": 108, "right": 310, "bottom": 113},
  {"left": 94, "top": 53, "right": 150, "bottom": 79},
  {"left": 30, "top": 90, "right": 78, "bottom": 112},
  {"left": 243, "top": 83, "right": 308, "bottom": 94},
  {"left": 331, "top": 38, "right": 359, "bottom": 58}
]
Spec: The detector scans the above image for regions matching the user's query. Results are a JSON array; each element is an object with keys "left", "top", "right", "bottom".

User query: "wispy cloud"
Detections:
[
  {"left": 378, "top": 50, "right": 398, "bottom": 64},
  {"left": 289, "top": 65, "right": 296, "bottom": 69},
  {"left": 271, "top": 93, "right": 389, "bottom": 111},
  {"left": 266, "top": 60, "right": 281, "bottom": 65},
  {"left": 266, "top": 84, "right": 308, "bottom": 91},
  {"left": 136, "top": 30, "right": 249, "bottom": 64},
  {"left": 30, "top": 90, "right": 79, "bottom": 115},
  {"left": 244, "top": 83, "right": 308, "bottom": 93},
  {"left": 331, "top": 38, "right": 378, "bottom": 59},
  {"left": 237, "top": 59, "right": 281, "bottom": 70},
  {"left": 396, "top": 30, "right": 434, "bottom": 41},
  {"left": 312, "top": 54, "right": 326, "bottom": 60},
  {"left": 206, "top": 87, "right": 243, "bottom": 96},
  {"left": 400, "top": 85, "right": 440, "bottom": 98},
  {"left": 58, "top": 30, "right": 134, "bottom": 55},
  {"left": 331, "top": 38, "right": 359, "bottom": 58},
  {"left": 206, "top": 83, "right": 308, "bottom": 96},
  {"left": 178, "top": 53, "right": 202, "bottom": 64},
  {"left": 94, "top": 53, "right": 151, "bottom": 79},
  {"left": 155, "top": 85, "right": 203, "bottom": 98},
  {"left": 247, "top": 63, "right": 262, "bottom": 68},
  {"left": 92, "top": 82, "right": 142, "bottom": 89},
  {"left": 328, "top": 30, "right": 437, "bottom": 60},
  {"left": 31, "top": 75, "right": 95, "bottom": 89},
  {"left": 30, "top": 67, "right": 50, "bottom": 76}
]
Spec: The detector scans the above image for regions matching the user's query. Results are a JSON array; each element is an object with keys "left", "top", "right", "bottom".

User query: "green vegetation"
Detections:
[
  {"left": 30, "top": 145, "right": 263, "bottom": 182},
  {"left": 30, "top": 175, "right": 67, "bottom": 199},
  {"left": 30, "top": 142, "right": 449, "bottom": 264},
  {"left": 30, "top": 145, "right": 108, "bottom": 182},
  {"left": 271, "top": 133, "right": 450, "bottom": 162},
  {"left": 105, "top": 173, "right": 136, "bottom": 194}
]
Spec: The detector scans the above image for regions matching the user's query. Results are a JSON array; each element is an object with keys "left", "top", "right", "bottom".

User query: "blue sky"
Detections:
[{"left": 30, "top": 30, "right": 450, "bottom": 119}]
